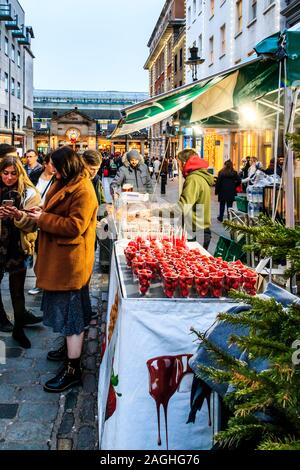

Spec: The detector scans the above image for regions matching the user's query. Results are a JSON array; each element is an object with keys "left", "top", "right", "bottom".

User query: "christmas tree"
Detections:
[{"left": 192, "top": 216, "right": 300, "bottom": 450}]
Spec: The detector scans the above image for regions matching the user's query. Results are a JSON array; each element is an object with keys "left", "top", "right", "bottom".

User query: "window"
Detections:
[
  {"left": 174, "top": 54, "right": 178, "bottom": 73},
  {"left": 17, "top": 114, "right": 20, "bottom": 129},
  {"left": 11, "top": 44, "right": 15, "bottom": 62},
  {"left": 198, "top": 34, "right": 203, "bottom": 56},
  {"left": 188, "top": 6, "right": 191, "bottom": 25},
  {"left": 220, "top": 24, "right": 226, "bottom": 56},
  {"left": 179, "top": 48, "right": 183, "bottom": 68},
  {"left": 193, "top": 0, "right": 197, "bottom": 18},
  {"left": 249, "top": 0, "right": 257, "bottom": 21},
  {"left": 209, "top": 36, "right": 214, "bottom": 64},
  {"left": 210, "top": 0, "right": 214, "bottom": 17},
  {"left": 17, "top": 50, "right": 21, "bottom": 67},
  {"left": 265, "top": 0, "right": 274, "bottom": 7},
  {"left": 5, "top": 73, "right": 8, "bottom": 92},
  {"left": 199, "top": 0, "right": 203, "bottom": 13},
  {"left": 11, "top": 78, "right": 15, "bottom": 96},
  {"left": 236, "top": 0, "right": 243, "bottom": 33},
  {"left": 4, "top": 110, "right": 8, "bottom": 128},
  {"left": 0, "top": 31, "right": 1, "bottom": 50},
  {"left": 5, "top": 37, "right": 8, "bottom": 56},
  {"left": 17, "top": 82, "right": 21, "bottom": 99}
]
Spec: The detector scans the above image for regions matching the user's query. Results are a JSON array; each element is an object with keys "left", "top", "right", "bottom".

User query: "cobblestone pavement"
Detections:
[
  {"left": 0, "top": 178, "right": 227, "bottom": 451},
  {"left": 0, "top": 255, "right": 108, "bottom": 451}
]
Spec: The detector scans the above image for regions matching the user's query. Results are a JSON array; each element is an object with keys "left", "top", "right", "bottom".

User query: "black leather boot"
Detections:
[
  {"left": 0, "top": 310, "right": 14, "bottom": 333},
  {"left": 0, "top": 284, "right": 13, "bottom": 333},
  {"left": 43, "top": 358, "right": 82, "bottom": 393},
  {"left": 21, "top": 309, "right": 43, "bottom": 327},
  {"left": 12, "top": 326, "right": 31, "bottom": 349},
  {"left": 47, "top": 342, "right": 67, "bottom": 362}
]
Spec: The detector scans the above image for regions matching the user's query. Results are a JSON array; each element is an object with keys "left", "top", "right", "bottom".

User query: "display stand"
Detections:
[{"left": 98, "top": 240, "right": 237, "bottom": 450}]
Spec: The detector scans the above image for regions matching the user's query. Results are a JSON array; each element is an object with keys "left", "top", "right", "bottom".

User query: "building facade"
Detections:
[
  {"left": 144, "top": 0, "right": 186, "bottom": 160},
  {"left": 185, "top": 0, "right": 290, "bottom": 171},
  {"left": 281, "top": 0, "right": 300, "bottom": 28},
  {"left": 0, "top": 1, "right": 34, "bottom": 153},
  {"left": 33, "top": 89, "right": 149, "bottom": 155}
]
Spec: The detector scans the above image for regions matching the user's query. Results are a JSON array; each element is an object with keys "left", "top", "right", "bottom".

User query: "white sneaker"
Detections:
[{"left": 28, "top": 287, "right": 42, "bottom": 295}]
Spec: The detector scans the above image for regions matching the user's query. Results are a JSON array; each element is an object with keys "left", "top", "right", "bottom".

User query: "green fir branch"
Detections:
[{"left": 258, "top": 438, "right": 300, "bottom": 451}]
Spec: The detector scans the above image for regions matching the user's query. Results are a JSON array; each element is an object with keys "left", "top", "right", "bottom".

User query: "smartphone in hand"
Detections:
[{"left": 2, "top": 200, "right": 14, "bottom": 207}]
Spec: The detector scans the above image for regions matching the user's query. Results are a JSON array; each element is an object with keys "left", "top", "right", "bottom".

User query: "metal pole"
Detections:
[
  {"left": 284, "top": 90, "right": 295, "bottom": 229},
  {"left": 283, "top": 58, "right": 298, "bottom": 293}
]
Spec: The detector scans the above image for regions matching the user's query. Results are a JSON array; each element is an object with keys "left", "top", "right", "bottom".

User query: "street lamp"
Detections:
[
  {"left": 186, "top": 46, "right": 205, "bottom": 82},
  {"left": 11, "top": 114, "right": 16, "bottom": 146}
]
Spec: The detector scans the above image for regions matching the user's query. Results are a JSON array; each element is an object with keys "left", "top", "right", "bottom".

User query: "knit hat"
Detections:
[{"left": 126, "top": 149, "right": 142, "bottom": 162}]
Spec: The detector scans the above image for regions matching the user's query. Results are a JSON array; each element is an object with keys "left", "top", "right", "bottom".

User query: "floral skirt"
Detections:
[{"left": 41, "top": 285, "right": 92, "bottom": 336}]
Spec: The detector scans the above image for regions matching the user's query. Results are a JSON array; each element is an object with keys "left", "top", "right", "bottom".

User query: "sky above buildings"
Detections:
[{"left": 21, "top": 0, "right": 165, "bottom": 92}]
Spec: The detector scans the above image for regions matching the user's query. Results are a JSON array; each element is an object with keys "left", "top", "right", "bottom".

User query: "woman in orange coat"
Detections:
[{"left": 29, "top": 146, "right": 98, "bottom": 393}]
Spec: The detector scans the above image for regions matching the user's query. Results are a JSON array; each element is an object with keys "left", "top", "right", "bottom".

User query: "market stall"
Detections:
[
  {"left": 97, "top": 29, "right": 300, "bottom": 450},
  {"left": 98, "top": 235, "right": 259, "bottom": 450}
]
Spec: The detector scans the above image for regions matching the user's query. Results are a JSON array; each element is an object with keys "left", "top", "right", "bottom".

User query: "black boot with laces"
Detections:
[
  {"left": 43, "top": 358, "right": 82, "bottom": 393},
  {"left": 47, "top": 342, "right": 67, "bottom": 362}
]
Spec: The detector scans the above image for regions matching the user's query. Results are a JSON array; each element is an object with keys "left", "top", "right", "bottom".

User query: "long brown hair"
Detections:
[
  {"left": 222, "top": 159, "right": 234, "bottom": 176},
  {"left": 0, "top": 156, "right": 37, "bottom": 195},
  {"left": 51, "top": 146, "right": 88, "bottom": 184}
]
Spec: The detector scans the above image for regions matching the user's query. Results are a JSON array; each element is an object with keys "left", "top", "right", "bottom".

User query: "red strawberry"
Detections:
[{"left": 105, "top": 383, "right": 117, "bottom": 421}]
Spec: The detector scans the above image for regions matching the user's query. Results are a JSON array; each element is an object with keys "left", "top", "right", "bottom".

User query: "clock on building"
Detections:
[{"left": 66, "top": 128, "right": 80, "bottom": 143}]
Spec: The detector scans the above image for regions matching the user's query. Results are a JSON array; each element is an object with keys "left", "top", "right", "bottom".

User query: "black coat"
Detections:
[{"left": 215, "top": 170, "right": 241, "bottom": 202}]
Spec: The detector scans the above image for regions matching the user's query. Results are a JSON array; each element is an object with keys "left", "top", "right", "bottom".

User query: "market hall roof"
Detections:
[{"left": 33, "top": 90, "right": 149, "bottom": 107}]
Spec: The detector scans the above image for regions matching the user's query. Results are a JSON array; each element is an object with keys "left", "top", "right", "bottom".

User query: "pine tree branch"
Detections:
[
  {"left": 258, "top": 438, "right": 300, "bottom": 450},
  {"left": 229, "top": 334, "right": 290, "bottom": 355}
]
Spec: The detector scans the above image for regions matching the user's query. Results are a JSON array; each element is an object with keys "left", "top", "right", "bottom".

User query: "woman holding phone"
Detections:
[
  {"left": 0, "top": 156, "right": 42, "bottom": 348},
  {"left": 28, "top": 146, "right": 98, "bottom": 393}
]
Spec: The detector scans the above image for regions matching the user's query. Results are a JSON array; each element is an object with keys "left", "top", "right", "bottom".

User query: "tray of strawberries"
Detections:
[{"left": 118, "top": 236, "right": 257, "bottom": 301}]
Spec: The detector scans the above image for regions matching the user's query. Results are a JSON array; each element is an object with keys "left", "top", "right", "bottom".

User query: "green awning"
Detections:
[{"left": 111, "top": 29, "right": 300, "bottom": 138}]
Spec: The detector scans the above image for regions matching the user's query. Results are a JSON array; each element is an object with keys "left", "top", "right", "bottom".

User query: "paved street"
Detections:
[
  {"left": 0, "top": 256, "right": 107, "bottom": 450},
  {"left": 0, "top": 176, "right": 228, "bottom": 451}
]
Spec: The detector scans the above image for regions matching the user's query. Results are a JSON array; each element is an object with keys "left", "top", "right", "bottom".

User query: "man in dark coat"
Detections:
[{"left": 110, "top": 149, "right": 153, "bottom": 198}]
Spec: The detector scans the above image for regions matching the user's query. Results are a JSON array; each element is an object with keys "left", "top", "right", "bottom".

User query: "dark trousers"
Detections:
[
  {"left": 219, "top": 201, "right": 233, "bottom": 222},
  {"left": 0, "top": 269, "right": 27, "bottom": 327}
]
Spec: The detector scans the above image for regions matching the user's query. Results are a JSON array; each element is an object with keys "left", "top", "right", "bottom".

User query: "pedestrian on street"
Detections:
[
  {"left": 110, "top": 149, "right": 153, "bottom": 198},
  {"left": 242, "top": 156, "right": 263, "bottom": 187},
  {"left": 0, "top": 156, "right": 42, "bottom": 348},
  {"left": 153, "top": 158, "right": 161, "bottom": 181},
  {"left": 173, "top": 157, "right": 179, "bottom": 178},
  {"left": 215, "top": 160, "right": 241, "bottom": 222},
  {"left": 264, "top": 157, "right": 283, "bottom": 177},
  {"left": 0, "top": 144, "right": 18, "bottom": 159},
  {"left": 28, "top": 146, "right": 98, "bottom": 393},
  {"left": 168, "top": 158, "right": 174, "bottom": 179},
  {"left": 28, "top": 154, "right": 55, "bottom": 296},
  {"left": 175, "top": 149, "right": 214, "bottom": 250},
  {"left": 82, "top": 150, "right": 110, "bottom": 274},
  {"left": 24, "top": 149, "right": 43, "bottom": 185}
]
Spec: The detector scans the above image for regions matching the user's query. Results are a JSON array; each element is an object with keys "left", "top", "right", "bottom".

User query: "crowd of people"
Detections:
[
  {"left": 215, "top": 155, "right": 284, "bottom": 222},
  {"left": 0, "top": 141, "right": 283, "bottom": 393}
]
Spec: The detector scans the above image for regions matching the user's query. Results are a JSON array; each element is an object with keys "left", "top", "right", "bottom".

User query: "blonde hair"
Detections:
[{"left": 0, "top": 156, "right": 37, "bottom": 196}]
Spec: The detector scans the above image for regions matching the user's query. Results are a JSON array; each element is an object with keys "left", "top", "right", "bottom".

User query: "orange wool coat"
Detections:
[{"left": 35, "top": 175, "right": 98, "bottom": 291}]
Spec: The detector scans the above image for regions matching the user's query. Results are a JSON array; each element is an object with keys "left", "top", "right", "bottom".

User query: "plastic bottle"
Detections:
[
  {"left": 247, "top": 186, "right": 253, "bottom": 203},
  {"left": 248, "top": 202, "right": 255, "bottom": 218}
]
